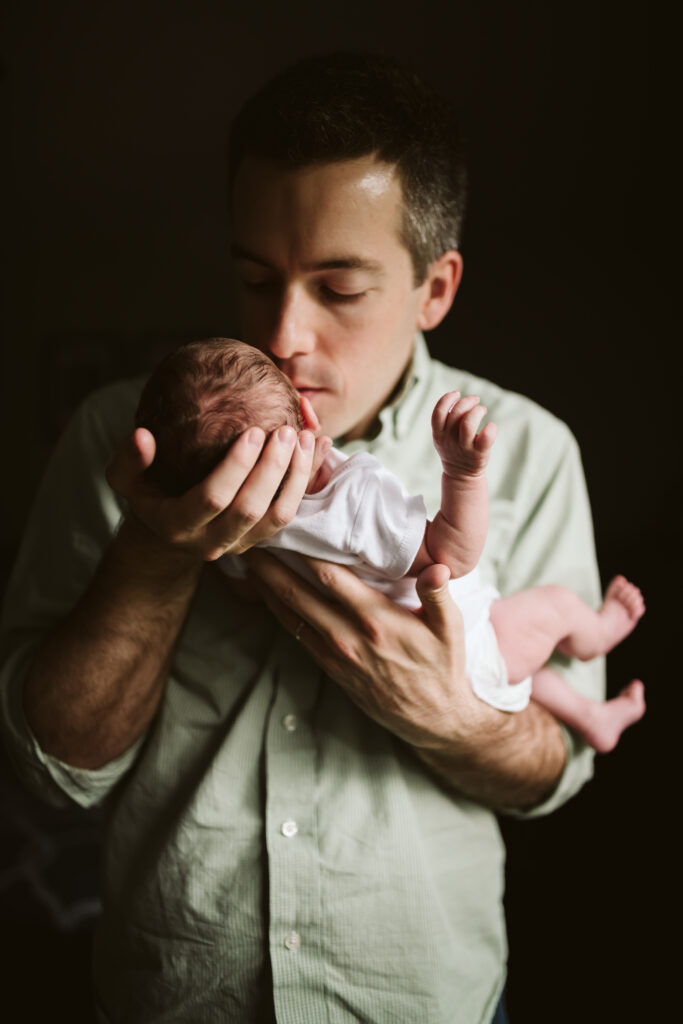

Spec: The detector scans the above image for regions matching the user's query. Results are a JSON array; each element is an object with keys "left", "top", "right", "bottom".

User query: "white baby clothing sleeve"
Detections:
[{"left": 347, "top": 455, "right": 426, "bottom": 577}]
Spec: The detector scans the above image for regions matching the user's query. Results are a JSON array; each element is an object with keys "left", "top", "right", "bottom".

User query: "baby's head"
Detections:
[{"left": 136, "top": 337, "right": 303, "bottom": 495}]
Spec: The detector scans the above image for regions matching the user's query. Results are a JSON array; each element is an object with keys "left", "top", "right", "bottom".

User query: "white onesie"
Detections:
[{"left": 220, "top": 448, "right": 531, "bottom": 713}]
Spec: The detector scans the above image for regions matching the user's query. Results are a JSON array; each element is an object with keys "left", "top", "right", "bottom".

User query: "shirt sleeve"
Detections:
[
  {"left": 493, "top": 422, "right": 604, "bottom": 818},
  {"left": 0, "top": 382, "right": 144, "bottom": 809}
]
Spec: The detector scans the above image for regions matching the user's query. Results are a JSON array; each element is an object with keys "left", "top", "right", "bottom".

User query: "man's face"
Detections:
[{"left": 230, "top": 155, "right": 429, "bottom": 441}]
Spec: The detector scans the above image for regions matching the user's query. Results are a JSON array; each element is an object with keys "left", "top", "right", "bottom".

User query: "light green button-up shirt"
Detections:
[{"left": 0, "top": 334, "right": 602, "bottom": 1024}]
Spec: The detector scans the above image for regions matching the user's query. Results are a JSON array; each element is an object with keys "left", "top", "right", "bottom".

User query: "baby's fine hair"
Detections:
[{"left": 136, "top": 337, "right": 303, "bottom": 495}]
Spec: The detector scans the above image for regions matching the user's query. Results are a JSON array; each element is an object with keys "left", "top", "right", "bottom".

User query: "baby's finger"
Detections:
[
  {"left": 432, "top": 391, "right": 461, "bottom": 434},
  {"left": 457, "top": 403, "right": 487, "bottom": 445},
  {"left": 473, "top": 420, "right": 497, "bottom": 452},
  {"left": 445, "top": 393, "right": 480, "bottom": 427},
  {"left": 299, "top": 394, "right": 321, "bottom": 432},
  {"left": 310, "top": 434, "right": 333, "bottom": 479}
]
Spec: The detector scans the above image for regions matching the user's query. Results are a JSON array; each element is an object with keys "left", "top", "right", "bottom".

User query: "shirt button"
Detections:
[
  {"left": 284, "top": 930, "right": 301, "bottom": 951},
  {"left": 281, "top": 714, "right": 298, "bottom": 732},
  {"left": 281, "top": 820, "right": 298, "bottom": 838}
]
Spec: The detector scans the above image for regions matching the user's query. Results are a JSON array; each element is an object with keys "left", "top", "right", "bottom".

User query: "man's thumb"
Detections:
[
  {"left": 415, "top": 563, "right": 457, "bottom": 633},
  {"left": 106, "top": 428, "right": 156, "bottom": 495}
]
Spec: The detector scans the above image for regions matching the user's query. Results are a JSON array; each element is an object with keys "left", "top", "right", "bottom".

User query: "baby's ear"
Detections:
[{"left": 299, "top": 394, "right": 321, "bottom": 433}]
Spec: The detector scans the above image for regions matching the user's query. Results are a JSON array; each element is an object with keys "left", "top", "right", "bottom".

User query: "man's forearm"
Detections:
[
  {"left": 414, "top": 699, "right": 566, "bottom": 810},
  {"left": 22, "top": 516, "right": 202, "bottom": 770}
]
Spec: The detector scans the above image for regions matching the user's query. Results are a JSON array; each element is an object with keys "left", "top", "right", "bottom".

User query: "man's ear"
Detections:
[{"left": 416, "top": 250, "right": 463, "bottom": 332}]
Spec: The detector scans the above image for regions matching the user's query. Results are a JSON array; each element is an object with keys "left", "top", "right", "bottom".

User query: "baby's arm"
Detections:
[{"left": 411, "top": 392, "right": 497, "bottom": 578}]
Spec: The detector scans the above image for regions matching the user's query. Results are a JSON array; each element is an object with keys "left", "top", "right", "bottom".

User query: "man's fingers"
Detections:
[
  {"left": 109, "top": 423, "right": 312, "bottom": 558},
  {"left": 301, "top": 554, "right": 401, "bottom": 620},
  {"left": 246, "top": 549, "right": 377, "bottom": 633},
  {"left": 245, "top": 554, "right": 315, "bottom": 634},
  {"left": 229, "top": 426, "right": 298, "bottom": 523},
  {"left": 246, "top": 562, "right": 342, "bottom": 674},
  {"left": 106, "top": 428, "right": 157, "bottom": 496},
  {"left": 197, "top": 426, "right": 304, "bottom": 556},
  {"left": 173, "top": 426, "right": 268, "bottom": 530},
  {"left": 245, "top": 549, "right": 334, "bottom": 636},
  {"left": 264, "top": 430, "right": 316, "bottom": 527}
]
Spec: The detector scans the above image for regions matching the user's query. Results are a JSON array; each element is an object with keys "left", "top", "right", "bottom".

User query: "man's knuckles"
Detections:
[
  {"left": 203, "top": 543, "right": 231, "bottom": 562},
  {"left": 311, "top": 560, "right": 343, "bottom": 591},
  {"left": 196, "top": 488, "right": 234, "bottom": 518},
  {"left": 268, "top": 499, "right": 298, "bottom": 531},
  {"left": 326, "top": 628, "right": 363, "bottom": 666}
]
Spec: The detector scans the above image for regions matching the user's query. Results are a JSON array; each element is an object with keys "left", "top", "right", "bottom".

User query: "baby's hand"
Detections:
[{"left": 431, "top": 391, "right": 497, "bottom": 478}]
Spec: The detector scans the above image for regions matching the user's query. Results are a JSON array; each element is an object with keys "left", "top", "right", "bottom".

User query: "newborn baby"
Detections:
[{"left": 136, "top": 337, "right": 645, "bottom": 753}]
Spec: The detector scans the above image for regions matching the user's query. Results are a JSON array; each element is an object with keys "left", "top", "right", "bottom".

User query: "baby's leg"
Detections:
[
  {"left": 489, "top": 577, "right": 645, "bottom": 683},
  {"left": 530, "top": 666, "right": 645, "bottom": 753},
  {"left": 557, "top": 575, "right": 645, "bottom": 660}
]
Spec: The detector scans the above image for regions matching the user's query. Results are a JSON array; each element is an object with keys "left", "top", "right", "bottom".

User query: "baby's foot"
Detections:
[
  {"left": 580, "top": 680, "right": 646, "bottom": 753},
  {"left": 598, "top": 575, "right": 646, "bottom": 654},
  {"left": 431, "top": 391, "right": 497, "bottom": 478}
]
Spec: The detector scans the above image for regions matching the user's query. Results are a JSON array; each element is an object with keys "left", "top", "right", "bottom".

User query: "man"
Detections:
[{"left": 0, "top": 53, "right": 602, "bottom": 1022}]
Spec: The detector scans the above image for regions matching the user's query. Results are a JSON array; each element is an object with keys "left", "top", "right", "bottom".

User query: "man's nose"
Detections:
[{"left": 266, "top": 286, "right": 317, "bottom": 361}]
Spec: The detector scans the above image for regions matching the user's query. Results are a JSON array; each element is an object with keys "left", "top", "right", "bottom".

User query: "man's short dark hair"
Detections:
[{"left": 228, "top": 52, "right": 468, "bottom": 284}]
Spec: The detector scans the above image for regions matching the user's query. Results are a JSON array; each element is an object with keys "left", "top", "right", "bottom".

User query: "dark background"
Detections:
[{"left": 0, "top": 2, "right": 677, "bottom": 1021}]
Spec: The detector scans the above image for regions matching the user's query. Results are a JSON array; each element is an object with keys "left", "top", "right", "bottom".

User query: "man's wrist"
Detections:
[
  {"left": 411, "top": 694, "right": 506, "bottom": 755},
  {"left": 114, "top": 514, "right": 204, "bottom": 582},
  {"left": 409, "top": 699, "right": 567, "bottom": 809}
]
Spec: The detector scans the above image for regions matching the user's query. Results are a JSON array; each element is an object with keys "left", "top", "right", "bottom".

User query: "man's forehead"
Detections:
[
  {"left": 231, "top": 154, "right": 402, "bottom": 216},
  {"left": 354, "top": 163, "right": 395, "bottom": 198},
  {"left": 230, "top": 155, "right": 407, "bottom": 266}
]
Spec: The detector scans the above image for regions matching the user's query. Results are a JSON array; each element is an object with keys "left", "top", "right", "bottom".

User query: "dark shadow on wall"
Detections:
[{"left": 0, "top": 2, "right": 676, "bottom": 1021}]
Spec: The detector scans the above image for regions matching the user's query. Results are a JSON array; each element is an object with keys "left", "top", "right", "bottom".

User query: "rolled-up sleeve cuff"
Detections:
[
  {"left": 38, "top": 734, "right": 145, "bottom": 808},
  {"left": 1, "top": 640, "right": 144, "bottom": 809}
]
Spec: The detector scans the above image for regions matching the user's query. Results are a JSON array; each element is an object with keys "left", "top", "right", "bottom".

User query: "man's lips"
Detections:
[{"left": 292, "top": 384, "right": 327, "bottom": 395}]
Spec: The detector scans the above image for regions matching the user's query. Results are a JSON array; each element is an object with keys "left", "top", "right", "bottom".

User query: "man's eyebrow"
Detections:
[
  {"left": 305, "top": 257, "right": 385, "bottom": 274},
  {"left": 230, "top": 243, "right": 384, "bottom": 274}
]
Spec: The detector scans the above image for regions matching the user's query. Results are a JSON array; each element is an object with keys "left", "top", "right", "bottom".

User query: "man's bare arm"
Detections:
[
  {"left": 246, "top": 552, "right": 565, "bottom": 809},
  {"left": 23, "top": 517, "right": 202, "bottom": 769},
  {"left": 22, "top": 424, "right": 327, "bottom": 771},
  {"left": 413, "top": 694, "right": 566, "bottom": 810}
]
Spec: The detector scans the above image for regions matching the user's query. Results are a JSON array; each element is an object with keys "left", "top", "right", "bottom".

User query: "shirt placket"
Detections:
[{"left": 265, "top": 632, "right": 327, "bottom": 1022}]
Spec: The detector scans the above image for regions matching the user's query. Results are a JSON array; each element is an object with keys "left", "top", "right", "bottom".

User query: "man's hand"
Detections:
[
  {"left": 245, "top": 551, "right": 482, "bottom": 748},
  {"left": 106, "top": 424, "right": 330, "bottom": 561},
  {"left": 245, "top": 551, "right": 566, "bottom": 808},
  {"left": 21, "top": 424, "right": 329, "bottom": 770}
]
